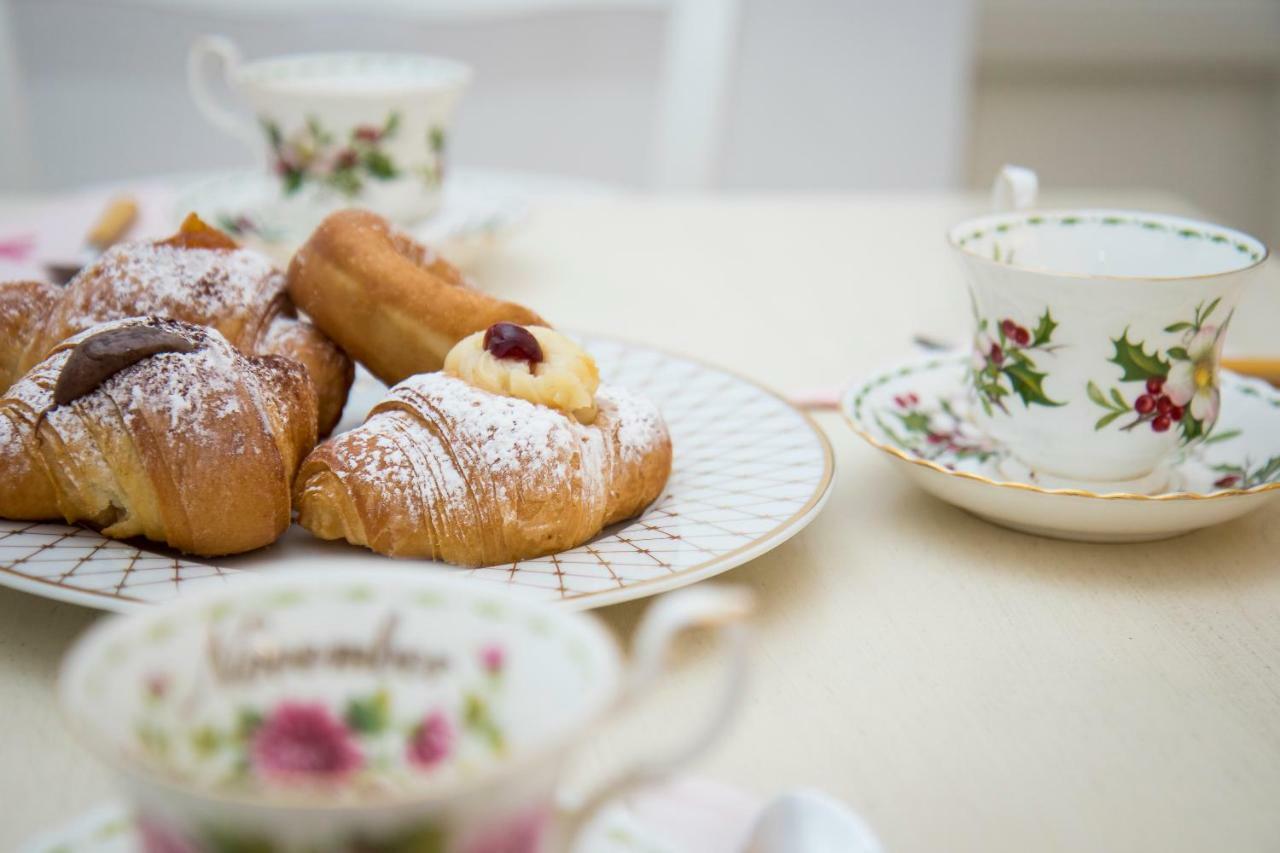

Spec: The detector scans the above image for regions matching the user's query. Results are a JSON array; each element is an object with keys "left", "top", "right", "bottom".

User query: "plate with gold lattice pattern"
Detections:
[{"left": 0, "top": 337, "right": 834, "bottom": 611}]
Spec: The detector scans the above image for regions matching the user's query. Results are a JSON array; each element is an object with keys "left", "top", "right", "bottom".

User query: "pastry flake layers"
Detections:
[
  {"left": 0, "top": 317, "right": 317, "bottom": 556},
  {"left": 294, "top": 372, "right": 671, "bottom": 566},
  {"left": 0, "top": 220, "right": 352, "bottom": 435}
]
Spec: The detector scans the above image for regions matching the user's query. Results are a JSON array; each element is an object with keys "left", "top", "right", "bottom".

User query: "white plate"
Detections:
[
  {"left": 0, "top": 337, "right": 834, "bottom": 611},
  {"left": 18, "top": 778, "right": 761, "bottom": 853},
  {"left": 843, "top": 353, "right": 1280, "bottom": 542}
]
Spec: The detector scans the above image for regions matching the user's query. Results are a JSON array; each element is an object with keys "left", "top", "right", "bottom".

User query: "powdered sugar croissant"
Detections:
[
  {"left": 0, "top": 317, "right": 317, "bottom": 556},
  {"left": 293, "top": 372, "right": 671, "bottom": 566},
  {"left": 0, "top": 215, "right": 352, "bottom": 435}
]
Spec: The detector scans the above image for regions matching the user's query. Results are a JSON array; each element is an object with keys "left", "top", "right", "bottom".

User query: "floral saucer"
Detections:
[
  {"left": 171, "top": 167, "right": 613, "bottom": 267},
  {"left": 843, "top": 353, "right": 1280, "bottom": 542},
  {"left": 19, "top": 779, "right": 761, "bottom": 853}
]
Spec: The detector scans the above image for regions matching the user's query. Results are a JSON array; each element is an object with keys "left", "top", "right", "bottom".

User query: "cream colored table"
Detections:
[{"left": 3, "top": 192, "right": 1280, "bottom": 852}]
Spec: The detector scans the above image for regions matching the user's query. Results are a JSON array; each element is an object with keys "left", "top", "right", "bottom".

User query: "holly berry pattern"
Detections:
[
  {"left": 263, "top": 112, "right": 403, "bottom": 197},
  {"left": 1087, "top": 298, "right": 1231, "bottom": 442},
  {"left": 1212, "top": 455, "right": 1280, "bottom": 490},
  {"left": 875, "top": 391, "right": 999, "bottom": 468},
  {"left": 968, "top": 307, "right": 1064, "bottom": 415}
]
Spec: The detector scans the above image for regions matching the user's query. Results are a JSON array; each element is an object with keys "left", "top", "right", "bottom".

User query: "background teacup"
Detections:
[
  {"left": 188, "top": 36, "right": 471, "bottom": 227},
  {"left": 948, "top": 167, "right": 1268, "bottom": 492},
  {"left": 59, "top": 570, "right": 751, "bottom": 853}
]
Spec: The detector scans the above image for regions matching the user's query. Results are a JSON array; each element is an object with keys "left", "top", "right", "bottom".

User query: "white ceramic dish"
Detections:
[
  {"left": 18, "top": 779, "right": 762, "bottom": 853},
  {"left": 171, "top": 168, "right": 543, "bottom": 267},
  {"left": 843, "top": 353, "right": 1280, "bottom": 542},
  {"left": 0, "top": 336, "right": 834, "bottom": 611}
]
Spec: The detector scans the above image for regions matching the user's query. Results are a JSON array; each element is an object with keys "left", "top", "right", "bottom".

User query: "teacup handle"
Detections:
[
  {"left": 559, "top": 585, "right": 754, "bottom": 844},
  {"left": 991, "top": 163, "right": 1038, "bottom": 212},
  {"left": 187, "top": 35, "right": 260, "bottom": 155}
]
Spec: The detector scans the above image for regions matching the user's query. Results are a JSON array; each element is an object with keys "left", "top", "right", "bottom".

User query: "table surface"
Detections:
[{"left": 3, "top": 188, "right": 1280, "bottom": 852}]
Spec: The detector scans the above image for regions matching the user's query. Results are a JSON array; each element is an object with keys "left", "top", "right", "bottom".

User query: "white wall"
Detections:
[
  {"left": 969, "top": 0, "right": 1280, "bottom": 243},
  {"left": 4, "top": 0, "right": 976, "bottom": 193}
]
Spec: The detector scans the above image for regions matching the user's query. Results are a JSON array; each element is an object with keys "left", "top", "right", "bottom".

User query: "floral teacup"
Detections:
[
  {"left": 59, "top": 569, "right": 751, "bottom": 853},
  {"left": 949, "top": 168, "right": 1268, "bottom": 492},
  {"left": 188, "top": 37, "right": 470, "bottom": 226}
]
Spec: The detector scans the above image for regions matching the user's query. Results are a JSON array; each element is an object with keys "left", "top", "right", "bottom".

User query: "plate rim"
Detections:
[
  {"left": 842, "top": 352, "right": 1280, "bottom": 504},
  {"left": 0, "top": 337, "right": 835, "bottom": 613}
]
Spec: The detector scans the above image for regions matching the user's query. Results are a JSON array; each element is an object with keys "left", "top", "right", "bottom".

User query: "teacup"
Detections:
[
  {"left": 188, "top": 36, "right": 471, "bottom": 226},
  {"left": 949, "top": 167, "right": 1268, "bottom": 492},
  {"left": 59, "top": 569, "right": 751, "bottom": 853}
]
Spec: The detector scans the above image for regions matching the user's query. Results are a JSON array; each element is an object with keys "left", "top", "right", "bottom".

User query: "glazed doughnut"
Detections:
[{"left": 286, "top": 210, "right": 547, "bottom": 386}]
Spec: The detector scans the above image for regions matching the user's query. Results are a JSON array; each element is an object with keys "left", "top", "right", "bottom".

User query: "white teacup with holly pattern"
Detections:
[
  {"left": 188, "top": 37, "right": 470, "bottom": 227},
  {"left": 949, "top": 167, "right": 1268, "bottom": 492},
  {"left": 59, "top": 569, "right": 751, "bottom": 853}
]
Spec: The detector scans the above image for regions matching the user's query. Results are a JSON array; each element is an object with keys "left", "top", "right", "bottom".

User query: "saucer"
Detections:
[
  {"left": 18, "top": 778, "right": 761, "bottom": 853},
  {"left": 843, "top": 353, "right": 1280, "bottom": 542},
  {"left": 171, "top": 167, "right": 575, "bottom": 266}
]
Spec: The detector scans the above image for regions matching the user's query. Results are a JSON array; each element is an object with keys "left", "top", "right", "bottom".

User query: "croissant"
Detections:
[
  {"left": 287, "top": 209, "right": 546, "bottom": 386},
  {"left": 293, "top": 372, "right": 671, "bottom": 566},
  {"left": 0, "top": 317, "right": 317, "bottom": 556},
  {"left": 0, "top": 215, "right": 353, "bottom": 435}
]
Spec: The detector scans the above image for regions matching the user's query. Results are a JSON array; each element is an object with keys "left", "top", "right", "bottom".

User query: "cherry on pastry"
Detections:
[{"left": 484, "top": 322, "right": 544, "bottom": 365}]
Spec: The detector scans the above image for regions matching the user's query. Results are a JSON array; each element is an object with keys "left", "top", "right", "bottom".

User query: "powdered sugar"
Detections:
[
  {"left": 61, "top": 242, "right": 282, "bottom": 330},
  {"left": 21, "top": 318, "right": 269, "bottom": 455},
  {"left": 327, "top": 374, "right": 667, "bottom": 517},
  {"left": 596, "top": 385, "right": 666, "bottom": 461}
]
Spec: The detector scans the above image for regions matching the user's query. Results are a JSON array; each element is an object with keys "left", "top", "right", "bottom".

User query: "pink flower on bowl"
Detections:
[
  {"left": 137, "top": 816, "right": 201, "bottom": 853},
  {"left": 407, "top": 709, "right": 454, "bottom": 769},
  {"left": 481, "top": 643, "right": 506, "bottom": 675},
  {"left": 250, "top": 701, "right": 362, "bottom": 782},
  {"left": 464, "top": 807, "right": 550, "bottom": 853}
]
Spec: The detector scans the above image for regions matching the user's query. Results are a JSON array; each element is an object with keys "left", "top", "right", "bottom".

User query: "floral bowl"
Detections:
[{"left": 59, "top": 569, "right": 751, "bottom": 852}]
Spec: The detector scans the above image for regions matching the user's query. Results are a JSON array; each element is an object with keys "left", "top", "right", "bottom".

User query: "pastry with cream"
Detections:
[{"left": 294, "top": 323, "right": 671, "bottom": 566}]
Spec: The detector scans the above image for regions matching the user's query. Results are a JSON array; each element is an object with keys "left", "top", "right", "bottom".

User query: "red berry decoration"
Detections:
[
  {"left": 1013, "top": 327, "right": 1031, "bottom": 346},
  {"left": 1156, "top": 396, "right": 1173, "bottom": 415},
  {"left": 1146, "top": 376, "right": 1165, "bottom": 394},
  {"left": 1169, "top": 404, "right": 1184, "bottom": 422},
  {"left": 1134, "top": 394, "right": 1156, "bottom": 414},
  {"left": 989, "top": 343, "right": 1004, "bottom": 365},
  {"left": 1152, "top": 415, "right": 1172, "bottom": 432},
  {"left": 483, "top": 322, "right": 544, "bottom": 365},
  {"left": 1000, "top": 319, "right": 1017, "bottom": 338}
]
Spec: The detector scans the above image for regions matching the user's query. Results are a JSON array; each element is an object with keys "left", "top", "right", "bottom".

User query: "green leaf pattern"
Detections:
[
  {"left": 968, "top": 307, "right": 1065, "bottom": 414},
  {"left": 1088, "top": 298, "right": 1231, "bottom": 443},
  {"left": 262, "top": 112, "right": 446, "bottom": 198}
]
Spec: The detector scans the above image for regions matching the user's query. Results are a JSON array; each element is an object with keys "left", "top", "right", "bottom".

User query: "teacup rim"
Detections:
[
  {"left": 236, "top": 50, "right": 473, "bottom": 95},
  {"left": 58, "top": 568, "right": 624, "bottom": 812},
  {"left": 946, "top": 208, "right": 1269, "bottom": 282}
]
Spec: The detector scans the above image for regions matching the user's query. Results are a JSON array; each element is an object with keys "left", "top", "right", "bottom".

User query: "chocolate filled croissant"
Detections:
[
  {"left": 0, "top": 215, "right": 353, "bottom": 435},
  {"left": 0, "top": 317, "right": 317, "bottom": 556},
  {"left": 293, "top": 370, "right": 671, "bottom": 567},
  {"left": 287, "top": 209, "right": 546, "bottom": 386}
]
